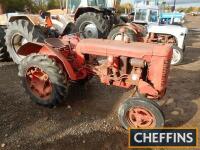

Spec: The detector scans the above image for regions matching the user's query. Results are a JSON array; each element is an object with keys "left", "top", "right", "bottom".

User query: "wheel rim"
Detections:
[
  {"left": 11, "top": 33, "right": 28, "bottom": 59},
  {"left": 126, "top": 107, "right": 156, "bottom": 128},
  {"left": 79, "top": 22, "right": 98, "bottom": 38},
  {"left": 26, "top": 67, "right": 52, "bottom": 100},
  {"left": 171, "top": 48, "right": 181, "bottom": 65},
  {"left": 112, "top": 33, "right": 129, "bottom": 41}
]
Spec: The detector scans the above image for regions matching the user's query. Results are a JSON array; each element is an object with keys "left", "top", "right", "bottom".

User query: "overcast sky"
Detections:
[{"left": 165, "top": 0, "right": 200, "bottom": 4}]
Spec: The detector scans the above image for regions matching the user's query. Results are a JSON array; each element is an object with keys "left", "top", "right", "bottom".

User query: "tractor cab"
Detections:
[
  {"left": 133, "top": 4, "right": 159, "bottom": 25},
  {"left": 67, "top": 0, "right": 108, "bottom": 14}
]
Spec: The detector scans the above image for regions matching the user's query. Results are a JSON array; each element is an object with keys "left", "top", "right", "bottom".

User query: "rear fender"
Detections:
[
  {"left": 9, "top": 15, "right": 41, "bottom": 25},
  {"left": 74, "top": 7, "right": 102, "bottom": 20},
  {"left": 17, "top": 42, "right": 77, "bottom": 80}
]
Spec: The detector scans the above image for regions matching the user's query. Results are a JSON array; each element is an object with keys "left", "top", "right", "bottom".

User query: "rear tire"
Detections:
[
  {"left": 18, "top": 54, "right": 68, "bottom": 107},
  {"left": 5, "top": 19, "right": 45, "bottom": 64},
  {"left": 75, "top": 12, "right": 110, "bottom": 39},
  {"left": 108, "top": 26, "right": 137, "bottom": 41},
  {"left": 0, "top": 27, "right": 9, "bottom": 61},
  {"left": 118, "top": 97, "right": 164, "bottom": 129},
  {"left": 171, "top": 45, "right": 184, "bottom": 66}
]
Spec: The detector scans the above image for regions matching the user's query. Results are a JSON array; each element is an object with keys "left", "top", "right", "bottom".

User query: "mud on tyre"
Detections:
[
  {"left": 18, "top": 54, "right": 68, "bottom": 107},
  {"left": 5, "top": 19, "right": 45, "bottom": 64}
]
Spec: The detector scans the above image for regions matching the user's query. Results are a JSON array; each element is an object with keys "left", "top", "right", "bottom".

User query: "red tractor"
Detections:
[{"left": 17, "top": 35, "right": 172, "bottom": 129}]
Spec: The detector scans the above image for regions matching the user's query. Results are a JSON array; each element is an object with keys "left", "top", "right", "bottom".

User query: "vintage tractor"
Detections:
[{"left": 17, "top": 35, "right": 172, "bottom": 129}]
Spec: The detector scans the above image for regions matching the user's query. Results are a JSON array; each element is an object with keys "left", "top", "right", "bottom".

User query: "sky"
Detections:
[{"left": 121, "top": 0, "right": 200, "bottom": 8}]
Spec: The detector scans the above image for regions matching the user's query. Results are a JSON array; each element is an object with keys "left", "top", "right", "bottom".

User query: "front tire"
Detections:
[
  {"left": 118, "top": 97, "right": 164, "bottom": 129},
  {"left": 171, "top": 45, "right": 184, "bottom": 66},
  {"left": 5, "top": 19, "right": 45, "bottom": 64},
  {"left": 18, "top": 54, "right": 68, "bottom": 107}
]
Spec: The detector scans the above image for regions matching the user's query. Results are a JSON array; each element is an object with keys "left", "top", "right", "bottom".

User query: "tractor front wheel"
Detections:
[
  {"left": 118, "top": 97, "right": 164, "bottom": 129},
  {"left": 18, "top": 54, "right": 68, "bottom": 107}
]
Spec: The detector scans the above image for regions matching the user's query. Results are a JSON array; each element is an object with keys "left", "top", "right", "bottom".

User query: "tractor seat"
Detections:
[{"left": 44, "top": 38, "right": 70, "bottom": 49}]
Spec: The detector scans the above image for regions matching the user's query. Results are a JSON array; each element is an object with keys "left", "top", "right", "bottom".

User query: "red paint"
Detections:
[
  {"left": 26, "top": 67, "right": 52, "bottom": 100},
  {"left": 17, "top": 35, "right": 172, "bottom": 100},
  {"left": 127, "top": 107, "right": 156, "bottom": 128}
]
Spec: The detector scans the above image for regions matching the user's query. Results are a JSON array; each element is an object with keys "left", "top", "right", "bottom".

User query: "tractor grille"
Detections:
[{"left": 161, "top": 60, "right": 171, "bottom": 87}]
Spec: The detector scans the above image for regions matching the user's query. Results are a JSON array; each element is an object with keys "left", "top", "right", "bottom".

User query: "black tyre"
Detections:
[
  {"left": 5, "top": 19, "right": 45, "bottom": 64},
  {"left": 171, "top": 45, "right": 184, "bottom": 66},
  {"left": 18, "top": 54, "right": 68, "bottom": 107},
  {"left": 118, "top": 97, "right": 164, "bottom": 129},
  {"left": 0, "top": 27, "right": 9, "bottom": 61},
  {"left": 108, "top": 26, "right": 137, "bottom": 41},
  {"left": 75, "top": 12, "right": 110, "bottom": 39}
]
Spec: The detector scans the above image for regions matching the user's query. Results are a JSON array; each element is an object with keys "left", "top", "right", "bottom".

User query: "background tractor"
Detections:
[
  {"left": 108, "top": 3, "right": 188, "bottom": 66},
  {"left": 61, "top": 0, "right": 122, "bottom": 39},
  {"left": 17, "top": 34, "right": 173, "bottom": 129},
  {"left": 0, "top": 11, "right": 74, "bottom": 64},
  {"left": 0, "top": 0, "right": 187, "bottom": 66},
  {"left": 0, "top": 0, "right": 119, "bottom": 64}
]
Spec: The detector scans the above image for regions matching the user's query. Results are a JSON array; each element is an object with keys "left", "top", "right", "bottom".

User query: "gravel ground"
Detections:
[{"left": 0, "top": 15, "right": 200, "bottom": 150}]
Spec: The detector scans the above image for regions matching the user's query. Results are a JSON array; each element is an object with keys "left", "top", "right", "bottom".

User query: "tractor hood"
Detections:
[
  {"left": 76, "top": 39, "right": 172, "bottom": 59},
  {"left": 147, "top": 24, "right": 188, "bottom": 36}
]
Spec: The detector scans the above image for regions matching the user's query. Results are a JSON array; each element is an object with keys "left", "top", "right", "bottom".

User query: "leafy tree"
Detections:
[
  {"left": 1, "top": 0, "right": 34, "bottom": 13},
  {"left": 186, "top": 7, "right": 194, "bottom": 13},
  {"left": 118, "top": 3, "right": 133, "bottom": 14},
  {"left": 47, "top": 0, "right": 60, "bottom": 10}
]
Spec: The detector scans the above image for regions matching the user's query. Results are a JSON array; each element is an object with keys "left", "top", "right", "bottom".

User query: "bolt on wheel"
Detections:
[
  {"left": 126, "top": 107, "right": 156, "bottom": 128},
  {"left": 118, "top": 97, "right": 164, "bottom": 129},
  {"left": 26, "top": 67, "right": 52, "bottom": 100},
  {"left": 19, "top": 54, "right": 68, "bottom": 107}
]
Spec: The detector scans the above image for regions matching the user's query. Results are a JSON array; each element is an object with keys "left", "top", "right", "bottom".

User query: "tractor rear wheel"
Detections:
[
  {"left": 5, "top": 19, "right": 45, "bottom": 64},
  {"left": 108, "top": 26, "right": 137, "bottom": 41},
  {"left": 75, "top": 12, "right": 110, "bottom": 39},
  {"left": 18, "top": 54, "right": 68, "bottom": 107},
  {"left": 0, "top": 27, "right": 9, "bottom": 61},
  {"left": 118, "top": 97, "right": 164, "bottom": 129}
]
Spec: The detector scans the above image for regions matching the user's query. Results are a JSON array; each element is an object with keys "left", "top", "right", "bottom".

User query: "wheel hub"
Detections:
[
  {"left": 81, "top": 22, "right": 98, "bottom": 38},
  {"left": 112, "top": 33, "right": 129, "bottom": 41},
  {"left": 127, "top": 107, "right": 156, "bottom": 128},
  {"left": 26, "top": 67, "right": 52, "bottom": 100}
]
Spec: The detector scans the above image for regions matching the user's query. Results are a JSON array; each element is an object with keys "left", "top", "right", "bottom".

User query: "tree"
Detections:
[
  {"left": 1, "top": 0, "right": 34, "bottom": 13},
  {"left": 118, "top": 3, "right": 133, "bottom": 14},
  {"left": 47, "top": 0, "right": 60, "bottom": 10},
  {"left": 186, "top": 7, "right": 194, "bottom": 13}
]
